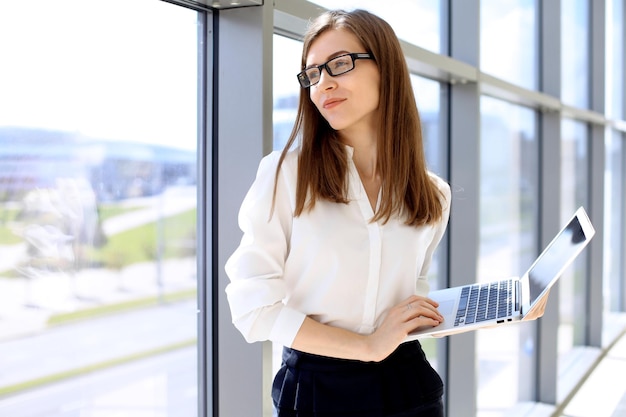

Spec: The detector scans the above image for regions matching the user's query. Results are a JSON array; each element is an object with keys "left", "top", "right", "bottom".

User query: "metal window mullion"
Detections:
[
  {"left": 587, "top": 0, "right": 607, "bottom": 349},
  {"left": 215, "top": 4, "right": 274, "bottom": 417},
  {"left": 197, "top": 10, "right": 213, "bottom": 417},
  {"left": 621, "top": 132, "right": 626, "bottom": 311},
  {"left": 612, "top": 0, "right": 626, "bottom": 312},
  {"left": 446, "top": 2, "right": 480, "bottom": 417},
  {"left": 535, "top": 0, "right": 561, "bottom": 405}
]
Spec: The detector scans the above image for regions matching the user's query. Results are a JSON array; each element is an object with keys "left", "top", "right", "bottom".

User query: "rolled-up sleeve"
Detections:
[{"left": 224, "top": 151, "right": 306, "bottom": 347}]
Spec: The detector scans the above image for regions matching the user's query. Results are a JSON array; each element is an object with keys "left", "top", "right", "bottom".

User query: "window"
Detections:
[
  {"left": 480, "top": 0, "right": 538, "bottom": 89},
  {"left": 0, "top": 1, "right": 201, "bottom": 415},
  {"left": 557, "top": 119, "right": 591, "bottom": 398},
  {"left": 561, "top": 0, "right": 590, "bottom": 108},
  {"left": 273, "top": 35, "right": 302, "bottom": 151},
  {"left": 607, "top": 0, "right": 624, "bottom": 118},
  {"left": 308, "top": 0, "right": 444, "bottom": 53},
  {"left": 477, "top": 96, "right": 539, "bottom": 415},
  {"left": 411, "top": 75, "right": 447, "bottom": 183},
  {"left": 604, "top": 130, "right": 625, "bottom": 315}
]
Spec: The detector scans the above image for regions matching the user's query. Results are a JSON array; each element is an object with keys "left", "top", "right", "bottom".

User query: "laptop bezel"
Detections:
[{"left": 519, "top": 206, "right": 595, "bottom": 317}]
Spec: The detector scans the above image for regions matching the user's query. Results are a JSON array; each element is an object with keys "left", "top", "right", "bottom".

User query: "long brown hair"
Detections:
[{"left": 274, "top": 9, "right": 444, "bottom": 226}]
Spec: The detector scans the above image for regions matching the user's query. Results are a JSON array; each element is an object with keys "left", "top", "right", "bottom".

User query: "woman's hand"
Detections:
[
  {"left": 523, "top": 288, "right": 551, "bottom": 321},
  {"left": 365, "top": 295, "right": 443, "bottom": 362}
]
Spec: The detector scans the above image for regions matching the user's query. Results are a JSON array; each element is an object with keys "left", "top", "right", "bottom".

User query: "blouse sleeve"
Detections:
[
  {"left": 224, "top": 151, "right": 306, "bottom": 347},
  {"left": 415, "top": 175, "right": 452, "bottom": 295}
]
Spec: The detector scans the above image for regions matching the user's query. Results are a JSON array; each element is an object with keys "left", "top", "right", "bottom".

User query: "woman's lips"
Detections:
[{"left": 323, "top": 98, "right": 345, "bottom": 109}]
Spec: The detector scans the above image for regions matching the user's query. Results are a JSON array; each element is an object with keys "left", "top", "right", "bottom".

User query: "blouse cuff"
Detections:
[{"left": 269, "top": 306, "right": 307, "bottom": 348}]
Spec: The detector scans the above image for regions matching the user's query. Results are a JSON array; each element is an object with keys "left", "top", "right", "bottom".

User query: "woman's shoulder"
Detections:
[
  {"left": 426, "top": 172, "right": 451, "bottom": 222},
  {"left": 427, "top": 171, "right": 450, "bottom": 193},
  {"left": 254, "top": 148, "right": 300, "bottom": 186},
  {"left": 260, "top": 147, "right": 299, "bottom": 166},
  {"left": 427, "top": 171, "right": 452, "bottom": 207},
  {"left": 260, "top": 147, "right": 300, "bottom": 173}
]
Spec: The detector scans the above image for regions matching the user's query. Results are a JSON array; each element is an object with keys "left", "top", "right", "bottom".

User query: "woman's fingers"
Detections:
[{"left": 402, "top": 296, "right": 444, "bottom": 324}]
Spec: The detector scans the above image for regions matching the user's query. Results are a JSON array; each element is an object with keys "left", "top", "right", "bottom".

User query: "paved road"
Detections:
[
  {"left": 0, "top": 344, "right": 198, "bottom": 417},
  {"left": 0, "top": 300, "right": 197, "bottom": 394}
]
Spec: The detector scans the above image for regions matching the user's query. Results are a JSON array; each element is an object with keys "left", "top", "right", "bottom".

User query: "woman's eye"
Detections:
[
  {"left": 307, "top": 70, "right": 320, "bottom": 82},
  {"left": 331, "top": 59, "right": 350, "bottom": 70}
]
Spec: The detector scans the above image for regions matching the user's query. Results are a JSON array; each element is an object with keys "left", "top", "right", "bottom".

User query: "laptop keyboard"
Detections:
[{"left": 454, "top": 279, "right": 514, "bottom": 327}]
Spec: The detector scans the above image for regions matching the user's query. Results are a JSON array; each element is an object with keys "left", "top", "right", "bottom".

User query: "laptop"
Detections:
[{"left": 408, "top": 206, "right": 595, "bottom": 339}]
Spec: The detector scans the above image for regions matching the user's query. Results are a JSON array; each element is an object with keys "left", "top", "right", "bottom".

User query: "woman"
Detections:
[{"left": 225, "top": 9, "right": 450, "bottom": 417}]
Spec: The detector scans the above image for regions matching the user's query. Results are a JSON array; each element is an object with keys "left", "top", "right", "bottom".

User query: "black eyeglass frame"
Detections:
[{"left": 297, "top": 52, "right": 374, "bottom": 88}]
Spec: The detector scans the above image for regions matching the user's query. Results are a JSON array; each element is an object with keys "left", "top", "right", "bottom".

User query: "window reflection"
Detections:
[
  {"left": 477, "top": 96, "right": 538, "bottom": 415},
  {"left": 0, "top": 1, "right": 200, "bottom": 416},
  {"left": 480, "top": 0, "right": 538, "bottom": 89},
  {"left": 308, "top": 0, "right": 444, "bottom": 53}
]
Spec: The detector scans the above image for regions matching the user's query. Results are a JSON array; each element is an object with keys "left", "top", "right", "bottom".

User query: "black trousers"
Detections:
[{"left": 272, "top": 340, "right": 444, "bottom": 417}]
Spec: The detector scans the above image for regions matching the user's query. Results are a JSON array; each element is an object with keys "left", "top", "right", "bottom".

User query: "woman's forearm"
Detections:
[
  {"left": 290, "top": 316, "right": 375, "bottom": 362},
  {"left": 290, "top": 295, "right": 443, "bottom": 363}
]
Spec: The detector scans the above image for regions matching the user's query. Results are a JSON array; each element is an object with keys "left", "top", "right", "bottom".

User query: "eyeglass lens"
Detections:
[{"left": 298, "top": 54, "right": 356, "bottom": 88}]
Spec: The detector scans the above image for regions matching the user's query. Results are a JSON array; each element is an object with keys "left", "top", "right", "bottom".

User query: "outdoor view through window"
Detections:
[{"left": 0, "top": 1, "right": 200, "bottom": 416}]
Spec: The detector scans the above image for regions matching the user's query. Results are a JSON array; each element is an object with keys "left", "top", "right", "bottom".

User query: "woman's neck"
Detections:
[
  {"left": 339, "top": 129, "right": 378, "bottom": 179},
  {"left": 340, "top": 131, "right": 381, "bottom": 211}
]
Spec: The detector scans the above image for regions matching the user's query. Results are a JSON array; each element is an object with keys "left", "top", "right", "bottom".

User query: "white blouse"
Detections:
[{"left": 225, "top": 146, "right": 451, "bottom": 348}]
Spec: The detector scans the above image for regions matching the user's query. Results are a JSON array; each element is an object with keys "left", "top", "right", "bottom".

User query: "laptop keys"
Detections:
[{"left": 454, "top": 279, "right": 514, "bottom": 327}]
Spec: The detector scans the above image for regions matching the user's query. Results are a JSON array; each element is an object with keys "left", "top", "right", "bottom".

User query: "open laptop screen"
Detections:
[{"left": 527, "top": 214, "right": 588, "bottom": 304}]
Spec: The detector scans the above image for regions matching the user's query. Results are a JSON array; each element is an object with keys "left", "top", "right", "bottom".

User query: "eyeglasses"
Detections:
[{"left": 297, "top": 53, "right": 373, "bottom": 88}]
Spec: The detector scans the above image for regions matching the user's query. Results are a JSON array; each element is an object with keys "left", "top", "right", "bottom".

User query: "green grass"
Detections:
[
  {"left": 94, "top": 208, "right": 196, "bottom": 267},
  {"left": 97, "top": 204, "right": 145, "bottom": 222},
  {"left": 0, "top": 206, "right": 196, "bottom": 277},
  {"left": 0, "top": 208, "right": 23, "bottom": 245}
]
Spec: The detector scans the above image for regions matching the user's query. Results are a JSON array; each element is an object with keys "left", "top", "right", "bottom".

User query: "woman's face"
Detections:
[{"left": 305, "top": 28, "right": 380, "bottom": 139}]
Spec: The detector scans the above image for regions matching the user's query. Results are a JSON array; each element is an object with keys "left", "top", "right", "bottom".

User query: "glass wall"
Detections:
[
  {"left": 480, "top": 0, "right": 538, "bottom": 90},
  {"left": 477, "top": 96, "right": 538, "bottom": 415},
  {"left": 0, "top": 1, "right": 201, "bottom": 415}
]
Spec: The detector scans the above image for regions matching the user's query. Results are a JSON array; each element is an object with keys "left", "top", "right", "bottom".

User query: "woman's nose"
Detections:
[{"left": 317, "top": 68, "right": 336, "bottom": 89}]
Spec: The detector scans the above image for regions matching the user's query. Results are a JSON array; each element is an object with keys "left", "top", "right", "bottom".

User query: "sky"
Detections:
[{"left": 0, "top": 0, "right": 199, "bottom": 150}]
